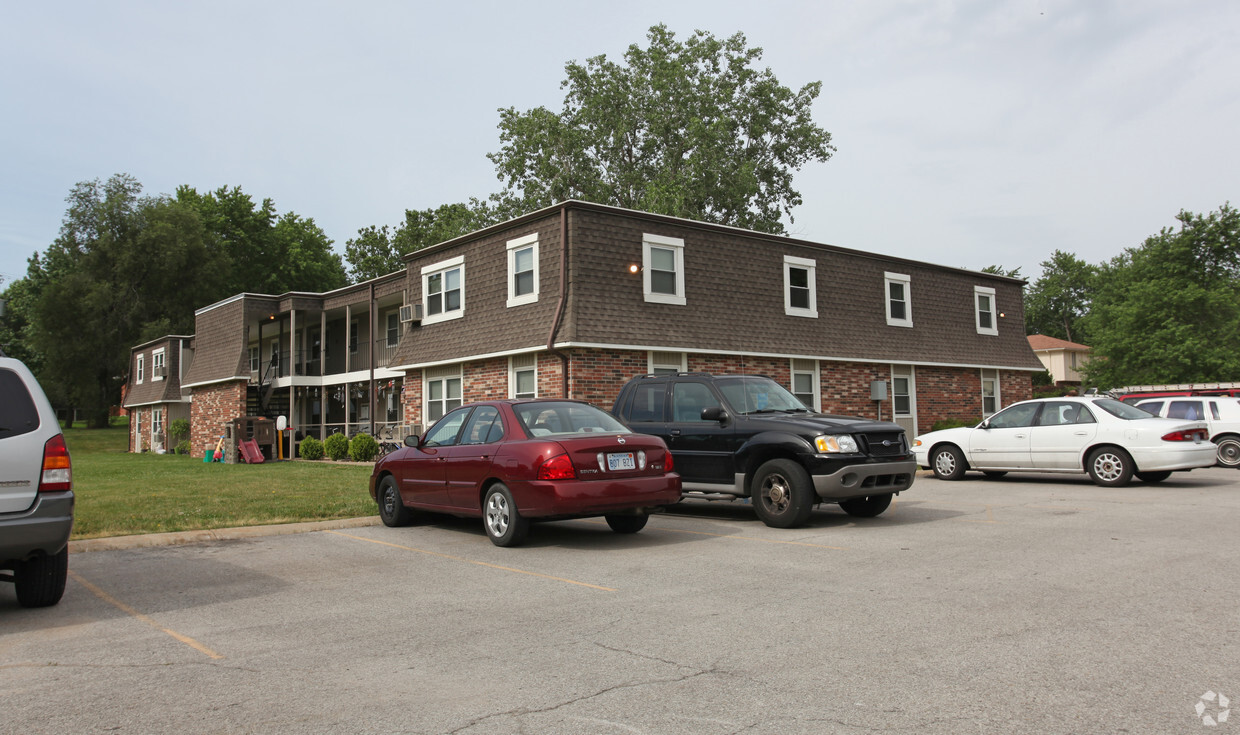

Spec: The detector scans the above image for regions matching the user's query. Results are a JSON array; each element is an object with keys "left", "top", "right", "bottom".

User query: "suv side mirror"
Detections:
[{"left": 701, "top": 406, "right": 727, "bottom": 423}]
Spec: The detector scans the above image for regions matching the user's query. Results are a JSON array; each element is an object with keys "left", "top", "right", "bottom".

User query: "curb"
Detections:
[{"left": 69, "top": 516, "right": 382, "bottom": 553}]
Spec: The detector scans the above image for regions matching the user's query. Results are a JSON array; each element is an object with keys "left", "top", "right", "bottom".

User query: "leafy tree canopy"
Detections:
[
  {"left": 1082, "top": 204, "right": 1240, "bottom": 387},
  {"left": 344, "top": 200, "right": 497, "bottom": 281},
  {"left": 486, "top": 24, "right": 834, "bottom": 234},
  {"left": 1024, "top": 250, "right": 1098, "bottom": 343}
]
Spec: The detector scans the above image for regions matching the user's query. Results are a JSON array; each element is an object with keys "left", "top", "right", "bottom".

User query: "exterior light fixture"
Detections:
[{"left": 628, "top": 264, "right": 641, "bottom": 274}]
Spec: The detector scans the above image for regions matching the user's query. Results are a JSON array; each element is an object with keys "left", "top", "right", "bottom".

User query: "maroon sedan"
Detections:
[{"left": 369, "top": 400, "right": 681, "bottom": 546}]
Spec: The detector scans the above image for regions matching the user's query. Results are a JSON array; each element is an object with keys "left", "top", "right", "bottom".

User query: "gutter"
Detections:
[{"left": 546, "top": 205, "right": 570, "bottom": 397}]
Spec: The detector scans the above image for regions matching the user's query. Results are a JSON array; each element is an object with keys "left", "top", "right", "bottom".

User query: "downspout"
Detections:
[
  {"left": 368, "top": 282, "right": 376, "bottom": 435},
  {"left": 546, "top": 205, "right": 570, "bottom": 397}
]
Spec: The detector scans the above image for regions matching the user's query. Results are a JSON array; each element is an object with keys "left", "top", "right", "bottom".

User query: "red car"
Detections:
[{"left": 369, "top": 399, "right": 681, "bottom": 546}]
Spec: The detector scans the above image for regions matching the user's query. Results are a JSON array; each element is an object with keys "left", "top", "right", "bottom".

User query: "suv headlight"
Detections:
[{"left": 815, "top": 434, "right": 858, "bottom": 453}]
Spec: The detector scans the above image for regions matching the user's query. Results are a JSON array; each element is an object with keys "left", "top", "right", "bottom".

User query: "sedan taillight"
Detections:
[
  {"left": 1162, "top": 429, "right": 1208, "bottom": 442},
  {"left": 40, "top": 434, "right": 72, "bottom": 492},
  {"left": 537, "top": 452, "right": 576, "bottom": 480}
]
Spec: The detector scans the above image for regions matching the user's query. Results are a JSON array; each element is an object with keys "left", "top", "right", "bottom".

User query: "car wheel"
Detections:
[
  {"left": 838, "top": 493, "right": 893, "bottom": 518},
  {"left": 483, "top": 484, "right": 529, "bottom": 547},
  {"left": 1136, "top": 470, "right": 1172, "bottom": 483},
  {"left": 377, "top": 475, "right": 413, "bottom": 527},
  {"left": 751, "top": 459, "right": 814, "bottom": 528},
  {"left": 605, "top": 514, "right": 649, "bottom": 534},
  {"left": 1087, "top": 447, "right": 1134, "bottom": 487},
  {"left": 14, "top": 547, "right": 68, "bottom": 608},
  {"left": 982, "top": 471, "right": 1007, "bottom": 479},
  {"left": 931, "top": 446, "right": 967, "bottom": 480},
  {"left": 1214, "top": 434, "right": 1240, "bottom": 468}
]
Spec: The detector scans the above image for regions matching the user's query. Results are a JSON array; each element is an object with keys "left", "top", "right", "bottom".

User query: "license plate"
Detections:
[{"left": 607, "top": 452, "right": 636, "bottom": 471}]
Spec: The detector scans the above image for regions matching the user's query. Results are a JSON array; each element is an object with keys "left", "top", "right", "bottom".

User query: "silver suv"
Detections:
[{"left": 0, "top": 355, "right": 74, "bottom": 607}]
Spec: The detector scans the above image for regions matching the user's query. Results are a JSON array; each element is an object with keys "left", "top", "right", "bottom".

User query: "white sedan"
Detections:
[{"left": 913, "top": 397, "right": 1216, "bottom": 486}]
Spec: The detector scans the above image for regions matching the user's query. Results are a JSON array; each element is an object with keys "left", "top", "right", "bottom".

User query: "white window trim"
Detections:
[
  {"left": 642, "top": 234, "right": 686, "bottom": 306},
  {"left": 506, "top": 233, "right": 540, "bottom": 308},
  {"left": 790, "top": 359, "right": 820, "bottom": 411},
  {"left": 136, "top": 354, "right": 145, "bottom": 384},
  {"left": 891, "top": 365, "right": 916, "bottom": 418},
  {"left": 249, "top": 346, "right": 259, "bottom": 373},
  {"left": 648, "top": 351, "right": 687, "bottom": 374},
  {"left": 981, "top": 368, "right": 1001, "bottom": 416},
  {"left": 424, "top": 366, "right": 464, "bottom": 422},
  {"left": 885, "top": 272, "right": 913, "bottom": 328},
  {"left": 508, "top": 355, "right": 538, "bottom": 398},
  {"left": 783, "top": 255, "right": 818, "bottom": 318},
  {"left": 151, "top": 348, "right": 166, "bottom": 381},
  {"left": 975, "top": 286, "right": 998, "bottom": 335},
  {"left": 422, "top": 255, "right": 466, "bottom": 325}
]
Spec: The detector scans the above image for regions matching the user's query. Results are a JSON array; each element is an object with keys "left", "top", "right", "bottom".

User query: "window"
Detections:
[
  {"left": 152, "top": 348, "right": 166, "bottom": 381},
  {"left": 422, "top": 256, "right": 465, "bottom": 324},
  {"left": 1167, "top": 400, "right": 1206, "bottom": 421},
  {"left": 270, "top": 340, "right": 280, "bottom": 370},
  {"left": 424, "top": 406, "right": 470, "bottom": 447},
  {"left": 975, "top": 286, "right": 998, "bottom": 335},
  {"left": 981, "top": 368, "right": 1000, "bottom": 416},
  {"left": 506, "top": 233, "right": 539, "bottom": 307},
  {"left": 386, "top": 313, "right": 399, "bottom": 348},
  {"left": 135, "top": 354, "right": 145, "bottom": 384},
  {"left": 642, "top": 234, "right": 685, "bottom": 305},
  {"left": 151, "top": 408, "right": 164, "bottom": 451},
  {"left": 348, "top": 321, "right": 359, "bottom": 354},
  {"left": 987, "top": 402, "right": 1039, "bottom": 429},
  {"left": 885, "top": 272, "right": 913, "bottom": 328},
  {"left": 425, "top": 366, "right": 463, "bottom": 422},
  {"left": 791, "top": 359, "right": 818, "bottom": 410},
  {"left": 649, "top": 351, "right": 686, "bottom": 375},
  {"left": 460, "top": 405, "right": 505, "bottom": 445},
  {"left": 892, "top": 365, "right": 915, "bottom": 417},
  {"left": 509, "top": 354, "right": 537, "bottom": 399},
  {"left": 671, "top": 382, "right": 722, "bottom": 422},
  {"left": 249, "top": 346, "right": 260, "bottom": 372},
  {"left": 625, "top": 383, "right": 667, "bottom": 423},
  {"left": 783, "top": 255, "right": 817, "bottom": 318}
]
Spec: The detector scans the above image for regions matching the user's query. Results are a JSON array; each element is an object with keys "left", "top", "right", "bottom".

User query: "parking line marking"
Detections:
[
  {"left": 326, "top": 531, "right": 618, "bottom": 592},
  {"left": 68, "top": 571, "right": 224, "bottom": 660},
  {"left": 575, "top": 520, "right": 850, "bottom": 550},
  {"left": 959, "top": 504, "right": 1004, "bottom": 524}
]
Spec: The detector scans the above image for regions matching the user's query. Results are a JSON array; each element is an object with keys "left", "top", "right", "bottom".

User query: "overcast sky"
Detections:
[{"left": 2, "top": 0, "right": 1237, "bottom": 289}]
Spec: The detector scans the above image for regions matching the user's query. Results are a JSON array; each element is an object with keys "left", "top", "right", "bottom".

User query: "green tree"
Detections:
[
  {"left": 1024, "top": 250, "right": 1098, "bottom": 343},
  {"left": 345, "top": 200, "right": 496, "bottom": 281},
  {"left": 28, "top": 175, "right": 216, "bottom": 426},
  {"left": 176, "top": 185, "right": 347, "bottom": 294},
  {"left": 981, "top": 265, "right": 1023, "bottom": 278},
  {"left": 487, "top": 24, "right": 834, "bottom": 233},
  {"left": 1083, "top": 204, "right": 1240, "bottom": 387}
]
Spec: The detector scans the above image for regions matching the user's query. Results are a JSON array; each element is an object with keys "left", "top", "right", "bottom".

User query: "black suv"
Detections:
[{"left": 612, "top": 373, "right": 916, "bottom": 527}]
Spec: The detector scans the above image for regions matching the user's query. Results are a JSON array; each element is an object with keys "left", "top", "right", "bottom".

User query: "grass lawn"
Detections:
[{"left": 64, "top": 421, "right": 377, "bottom": 540}]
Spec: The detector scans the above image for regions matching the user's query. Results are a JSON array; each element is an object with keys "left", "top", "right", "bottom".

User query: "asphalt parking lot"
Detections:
[{"left": 4, "top": 468, "right": 1239, "bottom": 734}]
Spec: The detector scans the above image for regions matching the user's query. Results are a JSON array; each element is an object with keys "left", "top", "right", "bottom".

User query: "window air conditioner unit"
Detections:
[
  {"left": 153, "top": 366, "right": 168, "bottom": 378},
  {"left": 399, "top": 304, "right": 422, "bottom": 323}
]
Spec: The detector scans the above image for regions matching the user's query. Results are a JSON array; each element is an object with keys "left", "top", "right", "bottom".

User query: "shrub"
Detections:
[
  {"left": 174, "top": 440, "right": 191, "bottom": 455},
  {"left": 323, "top": 433, "right": 349, "bottom": 461},
  {"left": 931, "top": 418, "right": 976, "bottom": 432},
  {"left": 299, "top": 436, "right": 325, "bottom": 461},
  {"left": 349, "top": 433, "right": 379, "bottom": 462},
  {"left": 169, "top": 418, "right": 190, "bottom": 442}
]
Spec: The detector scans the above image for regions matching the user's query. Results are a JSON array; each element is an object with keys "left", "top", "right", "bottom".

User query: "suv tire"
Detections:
[
  {"left": 15, "top": 547, "right": 68, "bottom": 608},
  {"left": 751, "top": 459, "right": 814, "bottom": 528}
]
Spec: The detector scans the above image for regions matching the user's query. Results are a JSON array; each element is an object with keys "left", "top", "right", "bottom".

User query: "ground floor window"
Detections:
[
  {"left": 790, "top": 359, "right": 818, "bottom": 410},
  {"left": 649, "top": 351, "right": 685, "bottom": 375},
  {"left": 425, "top": 366, "right": 462, "bottom": 422},
  {"left": 510, "top": 355, "right": 537, "bottom": 398},
  {"left": 981, "top": 368, "right": 1000, "bottom": 416},
  {"left": 151, "top": 408, "right": 164, "bottom": 451}
]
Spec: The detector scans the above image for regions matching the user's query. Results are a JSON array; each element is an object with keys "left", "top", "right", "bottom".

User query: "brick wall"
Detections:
[
  {"left": 1001, "top": 370, "right": 1034, "bottom": 404},
  {"left": 915, "top": 366, "right": 984, "bottom": 428},
  {"left": 402, "top": 370, "right": 423, "bottom": 431},
  {"left": 464, "top": 358, "right": 508, "bottom": 403},
  {"left": 564, "top": 348, "right": 647, "bottom": 406},
  {"left": 818, "top": 361, "right": 890, "bottom": 416},
  {"left": 189, "top": 381, "right": 246, "bottom": 458}
]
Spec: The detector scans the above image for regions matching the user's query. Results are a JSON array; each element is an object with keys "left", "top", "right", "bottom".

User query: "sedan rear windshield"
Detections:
[
  {"left": 0, "top": 369, "right": 40, "bottom": 439},
  {"left": 1092, "top": 398, "right": 1161, "bottom": 420},
  {"left": 515, "top": 402, "right": 630, "bottom": 437}
]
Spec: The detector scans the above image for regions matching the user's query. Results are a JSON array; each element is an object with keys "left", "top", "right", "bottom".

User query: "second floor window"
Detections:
[
  {"left": 249, "top": 347, "right": 259, "bottom": 372},
  {"left": 975, "top": 286, "right": 998, "bottom": 335},
  {"left": 136, "top": 354, "right": 145, "bottom": 384},
  {"left": 885, "top": 272, "right": 912, "bottom": 327},
  {"left": 152, "top": 349, "right": 166, "bottom": 380},
  {"left": 507, "top": 233, "right": 539, "bottom": 307},
  {"left": 784, "top": 255, "right": 817, "bottom": 318},
  {"left": 642, "top": 234, "right": 686, "bottom": 305},
  {"left": 386, "top": 313, "right": 399, "bottom": 348},
  {"left": 423, "top": 256, "right": 465, "bottom": 324}
]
